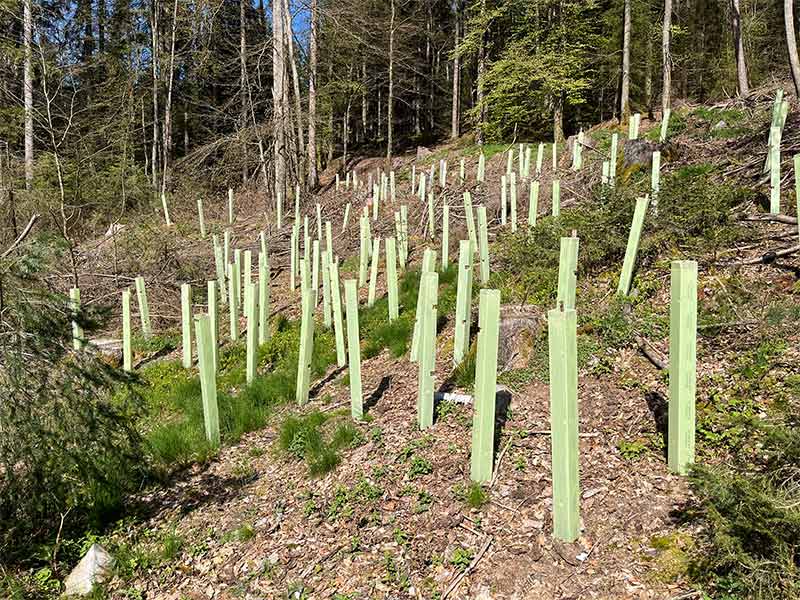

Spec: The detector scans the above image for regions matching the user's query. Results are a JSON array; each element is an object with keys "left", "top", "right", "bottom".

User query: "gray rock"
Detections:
[
  {"left": 416, "top": 146, "right": 433, "bottom": 159},
  {"left": 498, "top": 304, "right": 544, "bottom": 371},
  {"left": 622, "top": 139, "right": 660, "bottom": 169},
  {"left": 712, "top": 120, "right": 728, "bottom": 131},
  {"left": 63, "top": 544, "right": 114, "bottom": 597}
]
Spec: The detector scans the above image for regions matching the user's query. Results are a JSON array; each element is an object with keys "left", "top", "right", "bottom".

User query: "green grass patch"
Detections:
[{"left": 277, "top": 410, "right": 365, "bottom": 477}]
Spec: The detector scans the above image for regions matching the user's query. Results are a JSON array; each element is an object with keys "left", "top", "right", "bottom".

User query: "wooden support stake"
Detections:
[
  {"left": 122, "top": 289, "right": 132, "bottom": 371},
  {"left": 416, "top": 271, "right": 438, "bottom": 430},
  {"left": 196, "top": 314, "right": 220, "bottom": 448},
  {"left": 617, "top": 197, "right": 649, "bottom": 296},
  {"left": 344, "top": 279, "right": 363, "bottom": 420},
  {"left": 556, "top": 236, "right": 579, "bottom": 310},
  {"left": 453, "top": 240, "right": 474, "bottom": 365},
  {"left": 134, "top": 276, "right": 152, "bottom": 338},
  {"left": 548, "top": 306, "right": 580, "bottom": 542},
  {"left": 470, "top": 289, "right": 501, "bottom": 483},
  {"left": 477, "top": 206, "right": 490, "bottom": 284},
  {"left": 296, "top": 289, "right": 315, "bottom": 404},
  {"left": 181, "top": 283, "right": 192, "bottom": 368},
  {"left": 668, "top": 260, "right": 697, "bottom": 475}
]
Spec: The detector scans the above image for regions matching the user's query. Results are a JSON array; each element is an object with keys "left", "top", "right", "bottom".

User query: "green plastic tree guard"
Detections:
[
  {"left": 556, "top": 236, "right": 579, "bottom": 310},
  {"left": 463, "top": 192, "right": 478, "bottom": 256},
  {"left": 223, "top": 229, "right": 231, "bottom": 267},
  {"left": 441, "top": 204, "right": 450, "bottom": 269},
  {"left": 228, "top": 188, "right": 234, "bottom": 224},
  {"left": 161, "top": 192, "right": 173, "bottom": 226},
  {"left": 234, "top": 249, "right": 242, "bottom": 310},
  {"left": 330, "top": 260, "right": 347, "bottom": 367},
  {"left": 668, "top": 260, "right": 697, "bottom": 475},
  {"left": 411, "top": 249, "right": 436, "bottom": 362},
  {"left": 506, "top": 150, "right": 513, "bottom": 175},
  {"left": 552, "top": 180, "right": 561, "bottom": 217},
  {"left": 69, "top": 287, "right": 83, "bottom": 351},
  {"left": 344, "top": 279, "right": 364, "bottom": 420},
  {"left": 312, "top": 240, "right": 321, "bottom": 306},
  {"left": 322, "top": 250, "right": 332, "bottom": 327},
  {"left": 181, "top": 283, "right": 192, "bottom": 368},
  {"left": 368, "top": 238, "right": 381, "bottom": 307},
  {"left": 325, "top": 221, "right": 333, "bottom": 259},
  {"left": 528, "top": 181, "right": 540, "bottom": 226},
  {"left": 572, "top": 131, "right": 583, "bottom": 171},
  {"left": 342, "top": 202, "right": 352, "bottom": 232},
  {"left": 359, "top": 216, "right": 369, "bottom": 287},
  {"left": 770, "top": 126, "right": 781, "bottom": 214},
  {"left": 764, "top": 91, "right": 788, "bottom": 173},
  {"left": 134, "top": 276, "right": 152, "bottom": 338},
  {"left": 610, "top": 133, "right": 619, "bottom": 182},
  {"left": 477, "top": 206, "right": 490, "bottom": 284},
  {"left": 478, "top": 152, "right": 485, "bottom": 182},
  {"left": 243, "top": 250, "right": 252, "bottom": 305},
  {"left": 300, "top": 258, "right": 309, "bottom": 298},
  {"left": 207, "top": 280, "right": 219, "bottom": 370},
  {"left": 536, "top": 142, "right": 544, "bottom": 175},
  {"left": 510, "top": 172, "right": 518, "bottom": 232},
  {"left": 213, "top": 235, "right": 227, "bottom": 305},
  {"left": 386, "top": 237, "right": 400, "bottom": 320},
  {"left": 552, "top": 142, "right": 557, "bottom": 172},
  {"left": 601, "top": 161, "right": 610, "bottom": 184},
  {"left": 260, "top": 231, "right": 268, "bottom": 264},
  {"left": 391, "top": 171, "right": 396, "bottom": 202},
  {"left": 316, "top": 203, "right": 323, "bottom": 239},
  {"left": 195, "top": 314, "right": 220, "bottom": 448},
  {"left": 427, "top": 189, "right": 435, "bottom": 239},
  {"left": 548, "top": 306, "right": 580, "bottom": 542},
  {"left": 419, "top": 172, "right": 427, "bottom": 200},
  {"left": 453, "top": 240, "right": 474, "bottom": 365},
  {"left": 228, "top": 261, "right": 240, "bottom": 341},
  {"left": 460, "top": 158, "right": 465, "bottom": 183},
  {"left": 500, "top": 175, "right": 508, "bottom": 225},
  {"left": 400, "top": 205, "right": 409, "bottom": 268},
  {"left": 197, "top": 198, "right": 206, "bottom": 238},
  {"left": 245, "top": 282, "right": 258, "bottom": 383},
  {"left": 258, "top": 253, "right": 270, "bottom": 345},
  {"left": 470, "top": 289, "right": 501, "bottom": 483},
  {"left": 651, "top": 151, "right": 661, "bottom": 200},
  {"left": 295, "top": 289, "right": 315, "bottom": 405},
  {"left": 416, "top": 271, "right": 439, "bottom": 430},
  {"left": 617, "top": 197, "right": 649, "bottom": 296},
  {"left": 122, "top": 289, "right": 132, "bottom": 372},
  {"left": 290, "top": 229, "right": 297, "bottom": 290},
  {"left": 660, "top": 108, "right": 671, "bottom": 142}
]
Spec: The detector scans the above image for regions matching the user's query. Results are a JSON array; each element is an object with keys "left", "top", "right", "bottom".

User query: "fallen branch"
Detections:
[
  {"left": 489, "top": 440, "right": 512, "bottom": 488},
  {"left": 1, "top": 213, "right": 39, "bottom": 259},
  {"left": 442, "top": 536, "right": 493, "bottom": 600},
  {"left": 743, "top": 213, "right": 798, "bottom": 226},
  {"left": 635, "top": 335, "right": 667, "bottom": 370},
  {"left": 727, "top": 243, "right": 800, "bottom": 266}
]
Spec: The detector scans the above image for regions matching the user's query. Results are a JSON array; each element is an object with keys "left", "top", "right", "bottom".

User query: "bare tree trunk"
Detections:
[
  {"left": 150, "top": 0, "right": 159, "bottom": 191},
  {"left": 387, "top": 0, "right": 395, "bottom": 161},
  {"left": 661, "top": 0, "right": 673, "bottom": 112},
  {"left": 272, "top": 0, "right": 286, "bottom": 201},
  {"left": 161, "top": 0, "right": 178, "bottom": 197},
  {"left": 620, "top": 0, "right": 631, "bottom": 118},
  {"left": 787, "top": 0, "right": 800, "bottom": 97},
  {"left": 450, "top": 0, "right": 461, "bottom": 139},
  {"left": 426, "top": 4, "right": 433, "bottom": 131},
  {"left": 326, "top": 62, "right": 334, "bottom": 166},
  {"left": 184, "top": 105, "right": 189, "bottom": 151},
  {"left": 361, "top": 61, "right": 368, "bottom": 140},
  {"left": 240, "top": 0, "right": 248, "bottom": 183},
  {"left": 554, "top": 92, "right": 564, "bottom": 144},
  {"left": 645, "top": 20, "right": 653, "bottom": 118},
  {"left": 283, "top": 0, "right": 305, "bottom": 186},
  {"left": 306, "top": 0, "right": 318, "bottom": 188},
  {"left": 476, "top": 0, "right": 487, "bottom": 144},
  {"left": 731, "top": 0, "right": 749, "bottom": 96},
  {"left": 343, "top": 100, "right": 351, "bottom": 167},
  {"left": 23, "top": 0, "right": 33, "bottom": 190}
]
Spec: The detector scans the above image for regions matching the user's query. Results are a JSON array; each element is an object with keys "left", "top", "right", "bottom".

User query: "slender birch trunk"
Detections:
[
  {"left": 240, "top": 0, "right": 248, "bottom": 183},
  {"left": 150, "top": 0, "right": 159, "bottom": 191},
  {"left": 307, "top": 0, "right": 318, "bottom": 188},
  {"left": 450, "top": 0, "right": 461, "bottom": 139},
  {"left": 160, "top": 0, "right": 178, "bottom": 197},
  {"left": 23, "top": 0, "right": 33, "bottom": 190},
  {"left": 272, "top": 0, "right": 286, "bottom": 200},
  {"left": 731, "top": 0, "right": 749, "bottom": 97},
  {"left": 786, "top": 0, "right": 800, "bottom": 97},
  {"left": 387, "top": 0, "right": 395, "bottom": 162},
  {"left": 662, "top": 0, "right": 673, "bottom": 113},
  {"left": 620, "top": 0, "right": 631, "bottom": 118}
]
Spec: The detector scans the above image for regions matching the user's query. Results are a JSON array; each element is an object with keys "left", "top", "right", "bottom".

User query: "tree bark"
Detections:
[
  {"left": 150, "top": 0, "right": 160, "bottom": 191},
  {"left": 786, "top": 0, "right": 800, "bottom": 97},
  {"left": 731, "top": 0, "right": 749, "bottom": 97},
  {"left": 272, "top": 0, "right": 287, "bottom": 201},
  {"left": 361, "top": 61, "right": 368, "bottom": 140},
  {"left": 240, "top": 0, "right": 248, "bottom": 183},
  {"left": 661, "top": 0, "right": 673, "bottom": 113},
  {"left": 283, "top": 0, "right": 305, "bottom": 186},
  {"left": 387, "top": 0, "right": 395, "bottom": 161},
  {"left": 620, "top": 0, "right": 631, "bottom": 118},
  {"left": 160, "top": 0, "right": 178, "bottom": 196},
  {"left": 306, "top": 0, "right": 318, "bottom": 188},
  {"left": 450, "top": 0, "right": 461, "bottom": 139},
  {"left": 23, "top": 0, "right": 33, "bottom": 190},
  {"left": 554, "top": 92, "right": 564, "bottom": 144},
  {"left": 476, "top": 0, "right": 487, "bottom": 144}
]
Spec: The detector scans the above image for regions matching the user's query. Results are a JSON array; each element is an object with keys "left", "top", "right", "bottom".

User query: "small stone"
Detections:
[{"left": 63, "top": 544, "right": 114, "bottom": 597}]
